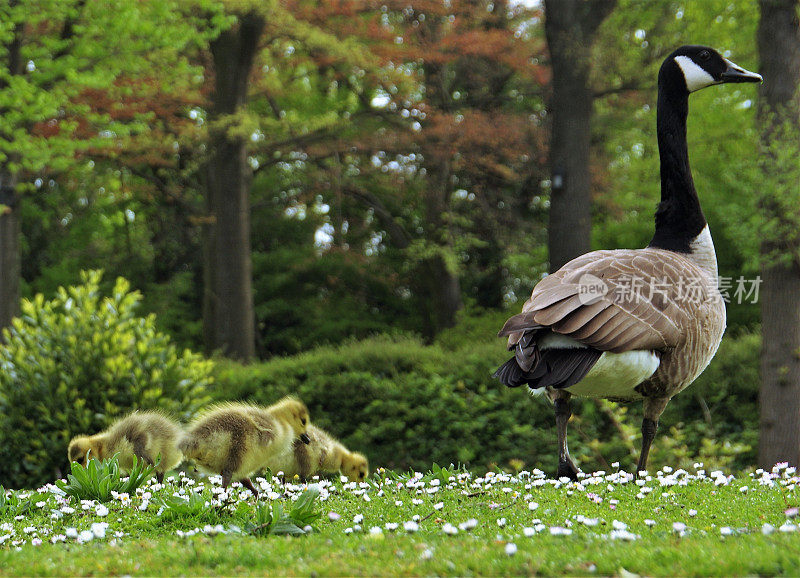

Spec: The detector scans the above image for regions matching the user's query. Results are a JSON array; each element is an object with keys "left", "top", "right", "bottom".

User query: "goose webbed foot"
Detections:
[{"left": 557, "top": 457, "right": 580, "bottom": 481}]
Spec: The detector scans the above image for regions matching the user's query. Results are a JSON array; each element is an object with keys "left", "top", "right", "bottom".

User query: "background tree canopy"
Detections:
[{"left": 7, "top": 0, "right": 767, "bottom": 352}]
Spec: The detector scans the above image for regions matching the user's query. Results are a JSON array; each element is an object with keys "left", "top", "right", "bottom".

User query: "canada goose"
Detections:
[
  {"left": 272, "top": 424, "right": 369, "bottom": 482},
  {"left": 494, "top": 46, "right": 762, "bottom": 479},
  {"left": 68, "top": 411, "right": 184, "bottom": 483},
  {"left": 179, "top": 397, "right": 311, "bottom": 496}
]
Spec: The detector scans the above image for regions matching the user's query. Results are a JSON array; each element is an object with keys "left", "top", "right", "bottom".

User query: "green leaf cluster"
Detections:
[
  {"left": 0, "top": 270, "right": 213, "bottom": 489},
  {"left": 55, "top": 454, "right": 155, "bottom": 502},
  {"left": 1, "top": 0, "right": 207, "bottom": 177},
  {"left": 247, "top": 486, "right": 322, "bottom": 537},
  {"left": 156, "top": 490, "right": 213, "bottom": 520},
  {"left": 0, "top": 485, "right": 34, "bottom": 518}
]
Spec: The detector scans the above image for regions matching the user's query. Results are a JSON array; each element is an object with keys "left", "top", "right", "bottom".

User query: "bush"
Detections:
[
  {"left": 211, "top": 325, "right": 761, "bottom": 475},
  {"left": 211, "top": 334, "right": 551, "bottom": 473},
  {"left": 0, "top": 271, "right": 213, "bottom": 488}
]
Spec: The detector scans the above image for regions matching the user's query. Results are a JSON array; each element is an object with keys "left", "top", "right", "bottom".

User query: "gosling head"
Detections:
[
  {"left": 67, "top": 435, "right": 103, "bottom": 467},
  {"left": 272, "top": 397, "right": 311, "bottom": 444},
  {"left": 342, "top": 452, "right": 369, "bottom": 482},
  {"left": 663, "top": 45, "right": 762, "bottom": 94}
]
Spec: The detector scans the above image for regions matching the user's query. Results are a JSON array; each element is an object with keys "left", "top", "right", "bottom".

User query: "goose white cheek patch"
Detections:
[{"left": 674, "top": 55, "right": 716, "bottom": 92}]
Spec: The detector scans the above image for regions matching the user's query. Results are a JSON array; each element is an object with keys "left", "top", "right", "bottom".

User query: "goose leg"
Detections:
[
  {"left": 638, "top": 397, "right": 669, "bottom": 474},
  {"left": 553, "top": 391, "right": 579, "bottom": 480},
  {"left": 636, "top": 418, "right": 658, "bottom": 474}
]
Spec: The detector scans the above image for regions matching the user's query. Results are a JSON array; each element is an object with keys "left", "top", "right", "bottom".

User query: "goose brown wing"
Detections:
[{"left": 499, "top": 249, "right": 718, "bottom": 353}]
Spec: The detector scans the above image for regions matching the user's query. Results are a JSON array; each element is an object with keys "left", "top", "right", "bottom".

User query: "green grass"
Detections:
[{"left": 2, "top": 464, "right": 800, "bottom": 576}]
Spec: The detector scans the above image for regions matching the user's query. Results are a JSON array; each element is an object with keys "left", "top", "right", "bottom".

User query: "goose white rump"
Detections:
[{"left": 532, "top": 334, "right": 660, "bottom": 399}]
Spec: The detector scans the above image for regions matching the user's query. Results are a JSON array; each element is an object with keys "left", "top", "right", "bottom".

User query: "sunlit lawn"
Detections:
[{"left": 2, "top": 464, "right": 800, "bottom": 576}]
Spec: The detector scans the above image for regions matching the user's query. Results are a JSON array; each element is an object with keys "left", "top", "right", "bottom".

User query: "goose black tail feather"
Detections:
[
  {"left": 493, "top": 357, "right": 529, "bottom": 388},
  {"left": 494, "top": 347, "right": 603, "bottom": 391}
]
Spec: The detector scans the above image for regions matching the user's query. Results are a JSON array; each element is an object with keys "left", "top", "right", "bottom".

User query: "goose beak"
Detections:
[
  {"left": 300, "top": 433, "right": 311, "bottom": 444},
  {"left": 721, "top": 59, "right": 762, "bottom": 84}
]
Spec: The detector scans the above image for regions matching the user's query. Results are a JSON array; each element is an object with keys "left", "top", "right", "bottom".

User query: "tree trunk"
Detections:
[
  {"left": 420, "top": 153, "right": 462, "bottom": 339},
  {"left": 417, "top": 48, "right": 463, "bottom": 337},
  {"left": 757, "top": 0, "right": 800, "bottom": 468},
  {"left": 417, "top": 254, "right": 462, "bottom": 339},
  {"left": 543, "top": 0, "right": 616, "bottom": 272},
  {"left": 0, "top": 172, "right": 20, "bottom": 332},
  {"left": 0, "top": 17, "right": 24, "bottom": 333},
  {"left": 759, "top": 263, "right": 800, "bottom": 468},
  {"left": 202, "top": 13, "right": 264, "bottom": 360}
]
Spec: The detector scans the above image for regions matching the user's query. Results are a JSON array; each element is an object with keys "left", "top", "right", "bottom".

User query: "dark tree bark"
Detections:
[
  {"left": 757, "top": 0, "right": 800, "bottom": 468},
  {"left": 543, "top": 0, "right": 616, "bottom": 272},
  {"left": 416, "top": 32, "right": 464, "bottom": 338},
  {"left": 0, "top": 16, "right": 24, "bottom": 333},
  {"left": 202, "top": 13, "right": 264, "bottom": 360},
  {"left": 0, "top": 172, "right": 20, "bottom": 332},
  {"left": 418, "top": 153, "right": 463, "bottom": 339}
]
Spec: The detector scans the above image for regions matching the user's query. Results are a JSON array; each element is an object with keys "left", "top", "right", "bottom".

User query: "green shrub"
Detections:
[
  {"left": 0, "top": 270, "right": 212, "bottom": 489},
  {"left": 213, "top": 333, "right": 565, "bottom": 474},
  {"left": 211, "top": 325, "right": 761, "bottom": 475}
]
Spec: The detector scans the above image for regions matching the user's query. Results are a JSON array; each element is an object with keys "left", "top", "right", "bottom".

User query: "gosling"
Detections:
[
  {"left": 280, "top": 424, "right": 369, "bottom": 482},
  {"left": 67, "top": 411, "right": 184, "bottom": 483},
  {"left": 179, "top": 397, "right": 311, "bottom": 496}
]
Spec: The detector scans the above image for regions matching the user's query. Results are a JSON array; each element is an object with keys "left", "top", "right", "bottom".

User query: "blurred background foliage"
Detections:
[{"left": 0, "top": 0, "right": 777, "bottom": 487}]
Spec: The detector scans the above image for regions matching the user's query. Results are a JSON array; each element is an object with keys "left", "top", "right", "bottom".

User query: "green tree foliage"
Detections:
[
  {"left": 0, "top": 0, "right": 213, "bottom": 330},
  {"left": 0, "top": 0, "right": 206, "bottom": 172},
  {"left": 243, "top": 1, "right": 550, "bottom": 338},
  {"left": 250, "top": 175, "right": 421, "bottom": 355},
  {"left": 0, "top": 271, "right": 212, "bottom": 488}
]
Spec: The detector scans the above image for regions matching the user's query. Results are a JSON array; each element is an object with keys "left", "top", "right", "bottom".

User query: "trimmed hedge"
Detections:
[
  {"left": 212, "top": 333, "right": 558, "bottom": 473},
  {"left": 211, "top": 322, "right": 760, "bottom": 474}
]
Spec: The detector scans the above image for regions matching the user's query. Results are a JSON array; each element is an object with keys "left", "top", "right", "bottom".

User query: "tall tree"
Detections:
[
  {"left": 196, "top": 1, "right": 379, "bottom": 357},
  {"left": 543, "top": 0, "right": 616, "bottom": 271},
  {"left": 757, "top": 0, "right": 800, "bottom": 468},
  {"left": 202, "top": 9, "right": 265, "bottom": 360}
]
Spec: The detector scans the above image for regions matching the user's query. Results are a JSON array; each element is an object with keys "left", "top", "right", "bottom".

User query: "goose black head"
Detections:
[{"left": 663, "top": 45, "right": 762, "bottom": 93}]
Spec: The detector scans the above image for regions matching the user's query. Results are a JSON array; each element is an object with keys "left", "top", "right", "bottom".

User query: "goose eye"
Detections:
[{"left": 699, "top": 50, "right": 711, "bottom": 61}]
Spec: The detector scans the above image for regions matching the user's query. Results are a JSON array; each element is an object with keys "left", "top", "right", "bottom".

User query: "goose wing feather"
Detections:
[{"left": 499, "top": 248, "right": 719, "bottom": 353}]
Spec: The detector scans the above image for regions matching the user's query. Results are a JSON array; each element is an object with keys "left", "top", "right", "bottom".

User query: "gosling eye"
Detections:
[{"left": 301, "top": 417, "right": 307, "bottom": 426}]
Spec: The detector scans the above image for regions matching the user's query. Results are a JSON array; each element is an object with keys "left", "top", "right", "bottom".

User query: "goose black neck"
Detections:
[{"left": 648, "top": 62, "right": 707, "bottom": 253}]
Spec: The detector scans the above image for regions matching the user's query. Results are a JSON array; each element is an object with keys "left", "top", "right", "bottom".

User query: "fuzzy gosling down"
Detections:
[
  {"left": 271, "top": 424, "right": 369, "bottom": 482},
  {"left": 67, "top": 411, "right": 184, "bottom": 483},
  {"left": 179, "top": 397, "right": 311, "bottom": 496}
]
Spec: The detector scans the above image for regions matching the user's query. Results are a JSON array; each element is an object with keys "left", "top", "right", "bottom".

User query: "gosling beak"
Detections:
[
  {"left": 721, "top": 59, "right": 762, "bottom": 84},
  {"left": 300, "top": 433, "right": 311, "bottom": 444}
]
